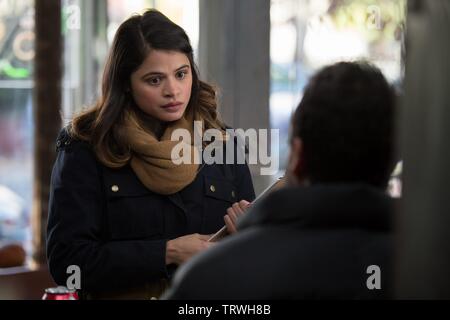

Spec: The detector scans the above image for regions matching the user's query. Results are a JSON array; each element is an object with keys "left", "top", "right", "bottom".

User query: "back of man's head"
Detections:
[{"left": 292, "top": 61, "right": 396, "bottom": 188}]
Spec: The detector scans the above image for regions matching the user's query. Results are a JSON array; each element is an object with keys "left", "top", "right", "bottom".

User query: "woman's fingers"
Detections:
[
  {"left": 224, "top": 214, "right": 237, "bottom": 234},
  {"left": 198, "top": 234, "right": 213, "bottom": 241},
  {"left": 232, "top": 202, "right": 244, "bottom": 216},
  {"left": 238, "top": 200, "right": 251, "bottom": 211},
  {"left": 224, "top": 200, "right": 252, "bottom": 235},
  {"left": 227, "top": 206, "right": 239, "bottom": 225}
]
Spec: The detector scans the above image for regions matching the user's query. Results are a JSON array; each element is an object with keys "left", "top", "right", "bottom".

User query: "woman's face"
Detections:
[{"left": 130, "top": 49, "right": 193, "bottom": 122}]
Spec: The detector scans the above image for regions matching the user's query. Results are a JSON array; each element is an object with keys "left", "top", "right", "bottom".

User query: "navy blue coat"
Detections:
[
  {"left": 163, "top": 184, "right": 394, "bottom": 300},
  {"left": 46, "top": 128, "right": 255, "bottom": 294}
]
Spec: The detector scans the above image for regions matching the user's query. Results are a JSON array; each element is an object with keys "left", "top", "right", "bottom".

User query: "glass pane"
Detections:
[
  {"left": 64, "top": 0, "right": 200, "bottom": 118},
  {"left": 0, "top": 0, "right": 90, "bottom": 253},
  {"left": 0, "top": 0, "right": 34, "bottom": 250},
  {"left": 106, "top": 0, "right": 199, "bottom": 57},
  {"left": 270, "top": 0, "right": 406, "bottom": 182},
  {"left": 61, "top": 0, "right": 96, "bottom": 124}
]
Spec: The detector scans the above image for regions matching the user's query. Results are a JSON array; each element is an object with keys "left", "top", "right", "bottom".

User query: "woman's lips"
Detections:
[{"left": 162, "top": 102, "right": 183, "bottom": 112}]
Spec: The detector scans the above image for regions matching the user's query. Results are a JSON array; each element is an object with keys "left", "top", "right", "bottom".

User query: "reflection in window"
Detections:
[
  {"left": 0, "top": 0, "right": 34, "bottom": 250},
  {"left": 270, "top": 0, "right": 406, "bottom": 194}
]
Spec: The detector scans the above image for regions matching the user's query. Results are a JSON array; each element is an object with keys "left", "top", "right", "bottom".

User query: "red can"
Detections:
[{"left": 42, "top": 286, "right": 79, "bottom": 300}]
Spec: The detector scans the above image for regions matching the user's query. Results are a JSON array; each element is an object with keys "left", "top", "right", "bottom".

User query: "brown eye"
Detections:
[
  {"left": 147, "top": 77, "right": 161, "bottom": 85},
  {"left": 176, "top": 70, "right": 187, "bottom": 80}
]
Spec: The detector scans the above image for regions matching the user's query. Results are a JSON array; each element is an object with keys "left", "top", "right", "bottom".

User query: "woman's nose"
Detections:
[{"left": 163, "top": 78, "right": 179, "bottom": 97}]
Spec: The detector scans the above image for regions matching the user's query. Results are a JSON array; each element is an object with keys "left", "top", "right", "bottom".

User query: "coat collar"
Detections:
[{"left": 238, "top": 184, "right": 394, "bottom": 232}]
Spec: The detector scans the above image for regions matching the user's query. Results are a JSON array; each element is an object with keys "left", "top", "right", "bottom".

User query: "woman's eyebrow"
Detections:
[
  {"left": 142, "top": 71, "right": 164, "bottom": 79},
  {"left": 175, "top": 64, "right": 190, "bottom": 71}
]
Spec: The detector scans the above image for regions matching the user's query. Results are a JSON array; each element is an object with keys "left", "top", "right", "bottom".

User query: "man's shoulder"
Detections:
[
  {"left": 180, "top": 227, "right": 281, "bottom": 278},
  {"left": 163, "top": 229, "right": 267, "bottom": 299},
  {"left": 164, "top": 226, "right": 296, "bottom": 299}
]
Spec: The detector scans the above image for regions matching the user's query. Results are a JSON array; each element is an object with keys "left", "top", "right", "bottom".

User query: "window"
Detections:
[
  {"left": 0, "top": 0, "right": 34, "bottom": 250},
  {"left": 270, "top": 0, "right": 406, "bottom": 174},
  {"left": 106, "top": 0, "right": 199, "bottom": 56}
]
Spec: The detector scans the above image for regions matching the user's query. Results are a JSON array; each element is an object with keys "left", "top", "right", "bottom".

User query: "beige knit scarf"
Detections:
[{"left": 119, "top": 109, "right": 200, "bottom": 195}]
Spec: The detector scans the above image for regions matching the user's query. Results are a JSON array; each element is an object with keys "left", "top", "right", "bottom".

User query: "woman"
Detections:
[{"left": 46, "top": 9, "right": 255, "bottom": 299}]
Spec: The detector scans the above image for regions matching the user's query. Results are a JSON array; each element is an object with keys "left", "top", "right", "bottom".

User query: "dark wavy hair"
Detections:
[
  {"left": 292, "top": 61, "right": 396, "bottom": 188},
  {"left": 70, "top": 9, "right": 224, "bottom": 167}
]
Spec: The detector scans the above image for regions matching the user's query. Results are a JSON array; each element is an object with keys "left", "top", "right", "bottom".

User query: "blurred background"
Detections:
[{"left": 3, "top": 0, "right": 449, "bottom": 300}]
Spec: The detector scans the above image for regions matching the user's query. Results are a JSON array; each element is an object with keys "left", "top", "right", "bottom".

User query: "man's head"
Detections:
[{"left": 287, "top": 61, "right": 396, "bottom": 189}]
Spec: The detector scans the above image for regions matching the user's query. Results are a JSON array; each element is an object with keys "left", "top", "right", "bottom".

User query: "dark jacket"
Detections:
[
  {"left": 46, "top": 128, "right": 255, "bottom": 294},
  {"left": 163, "top": 184, "right": 394, "bottom": 299}
]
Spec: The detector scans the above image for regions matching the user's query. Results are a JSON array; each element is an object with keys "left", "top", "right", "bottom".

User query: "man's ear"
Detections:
[{"left": 287, "top": 137, "right": 305, "bottom": 180}]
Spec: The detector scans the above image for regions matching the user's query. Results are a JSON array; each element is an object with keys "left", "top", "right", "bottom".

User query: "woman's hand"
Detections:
[
  {"left": 224, "top": 200, "right": 252, "bottom": 234},
  {"left": 166, "top": 233, "right": 213, "bottom": 265}
]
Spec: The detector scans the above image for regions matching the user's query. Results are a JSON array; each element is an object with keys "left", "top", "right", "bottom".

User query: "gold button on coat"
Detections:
[
  {"left": 210, "top": 185, "right": 216, "bottom": 192},
  {"left": 231, "top": 191, "right": 236, "bottom": 198},
  {"left": 111, "top": 185, "right": 119, "bottom": 193}
]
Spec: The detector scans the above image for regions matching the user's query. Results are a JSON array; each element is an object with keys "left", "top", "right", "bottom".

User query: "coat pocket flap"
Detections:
[
  {"left": 103, "top": 166, "right": 152, "bottom": 198},
  {"left": 204, "top": 175, "right": 237, "bottom": 203}
]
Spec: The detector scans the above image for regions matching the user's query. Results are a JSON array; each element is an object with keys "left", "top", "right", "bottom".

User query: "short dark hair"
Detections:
[{"left": 292, "top": 61, "right": 396, "bottom": 188}]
